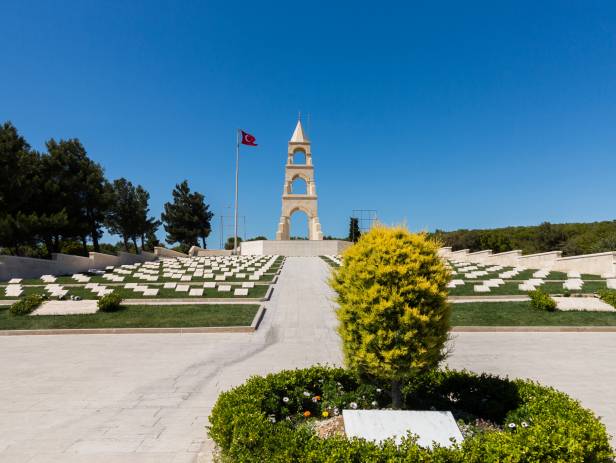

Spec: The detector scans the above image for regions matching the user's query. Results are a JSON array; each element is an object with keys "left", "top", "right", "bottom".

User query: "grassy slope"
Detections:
[
  {"left": 0, "top": 284, "right": 268, "bottom": 300},
  {"left": 451, "top": 301, "right": 616, "bottom": 326},
  {"left": 0, "top": 304, "right": 259, "bottom": 330}
]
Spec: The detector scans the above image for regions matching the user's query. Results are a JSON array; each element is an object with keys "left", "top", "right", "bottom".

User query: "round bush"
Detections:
[
  {"left": 9, "top": 294, "right": 44, "bottom": 316},
  {"left": 208, "top": 366, "right": 612, "bottom": 462},
  {"left": 97, "top": 291, "right": 123, "bottom": 312},
  {"left": 330, "top": 225, "right": 451, "bottom": 406},
  {"left": 529, "top": 289, "right": 557, "bottom": 312}
]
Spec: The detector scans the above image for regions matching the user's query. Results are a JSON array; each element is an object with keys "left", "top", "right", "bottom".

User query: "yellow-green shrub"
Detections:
[{"left": 330, "top": 225, "right": 451, "bottom": 407}]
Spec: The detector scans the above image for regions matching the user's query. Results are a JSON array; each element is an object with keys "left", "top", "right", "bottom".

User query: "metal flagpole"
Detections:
[{"left": 233, "top": 130, "right": 240, "bottom": 255}]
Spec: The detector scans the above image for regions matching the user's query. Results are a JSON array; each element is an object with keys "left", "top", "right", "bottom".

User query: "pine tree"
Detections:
[
  {"left": 161, "top": 181, "right": 213, "bottom": 252},
  {"left": 348, "top": 217, "right": 361, "bottom": 242}
]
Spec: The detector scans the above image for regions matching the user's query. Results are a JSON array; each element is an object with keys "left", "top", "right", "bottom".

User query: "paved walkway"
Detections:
[
  {"left": 0, "top": 257, "right": 615, "bottom": 463},
  {"left": 0, "top": 257, "right": 342, "bottom": 463}
]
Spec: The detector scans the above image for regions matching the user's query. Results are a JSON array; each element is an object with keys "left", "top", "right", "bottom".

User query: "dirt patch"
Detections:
[{"left": 313, "top": 415, "right": 345, "bottom": 439}]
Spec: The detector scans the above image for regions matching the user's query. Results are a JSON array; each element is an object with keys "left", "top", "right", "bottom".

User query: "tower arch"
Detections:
[{"left": 276, "top": 119, "right": 323, "bottom": 240}]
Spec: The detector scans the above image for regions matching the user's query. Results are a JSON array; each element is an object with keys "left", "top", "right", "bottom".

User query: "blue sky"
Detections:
[{"left": 2, "top": 1, "right": 615, "bottom": 246}]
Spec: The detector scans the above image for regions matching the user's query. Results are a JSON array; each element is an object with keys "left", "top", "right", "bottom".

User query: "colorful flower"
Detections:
[
  {"left": 322, "top": 411, "right": 329, "bottom": 417},
  {"left": 303, "top": 410, "right": 311, "bottom": 417},
  {"left": 311, "top": 395, "right": 321, "bottom": 402}
]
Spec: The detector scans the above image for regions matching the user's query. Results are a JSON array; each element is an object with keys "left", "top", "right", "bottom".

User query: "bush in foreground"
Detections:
[
  {"left": 208, "top": 366, "right": 612, "bottom": 462},
  {"left": 599, "top": 289, "right": 616, "bottom": 309},
  {"left": 529, "top": 288, "right": 557, "bottom": 311},
  {"left": 97, "top": 291, "right": 123, "bottom": 312},
  {"left": 330, "top": 225, "right": 451, "bottom": 407},
  {"left": 9, "top": 294, "right": 44, "bottom": 316}
]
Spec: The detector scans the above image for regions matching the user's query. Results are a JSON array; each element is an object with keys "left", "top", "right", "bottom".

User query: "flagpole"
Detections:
[{"left": 233, "top": 129, "right": 240, "bottom": 255}]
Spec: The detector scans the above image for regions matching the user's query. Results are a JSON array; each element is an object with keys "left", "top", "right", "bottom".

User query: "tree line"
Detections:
[
  {"left": 0, "top": 121, "right": 213, "bottom": 257},
  {"left": 431, "top": 220, "right": 616, "bottom": 256}
]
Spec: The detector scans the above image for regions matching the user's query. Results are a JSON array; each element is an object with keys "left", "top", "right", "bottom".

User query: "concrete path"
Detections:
[
  {"left": 1, "top": 257, "right": 615, "bottom": 463},
  {"left": 0, "top": 257, "right": 342, "bottom": 463}
]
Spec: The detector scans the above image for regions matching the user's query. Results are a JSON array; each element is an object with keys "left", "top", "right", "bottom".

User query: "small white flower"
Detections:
[
  {"left": 521, "top": 421, "right": 529, "bottom": 428},
  {"left": 376, "top": 388, "right": 382, "bottom": 393},
  {"left": 333, "top": 408, "right": 340, "bottom": 415},
  {"left": 371, "top": 401, "right": 378, "bottom": 407},
  {"left": 268, "top": 415, "right": 276, "bottom": 423},
  {"left": 303, "top": 391, "right": 310, "bottom": 397},
  {"left": 508, "top": 423, "right": 516, "bottom": 429},
  {"left": 282, "top": 397, "right": 289, "bottom": 403},
  {"left": 350, "top": 402, "right": 358, "bottom": 409}
]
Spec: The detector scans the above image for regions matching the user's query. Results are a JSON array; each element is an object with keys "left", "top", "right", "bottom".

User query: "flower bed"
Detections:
[{"left": 208, "top": 366, "right": 612, "bottom": 462}]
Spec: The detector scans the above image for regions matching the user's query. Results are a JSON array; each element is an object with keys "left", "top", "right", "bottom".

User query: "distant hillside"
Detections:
[{"left": 431, "top": 220, "right": 616, "bottom": 256}]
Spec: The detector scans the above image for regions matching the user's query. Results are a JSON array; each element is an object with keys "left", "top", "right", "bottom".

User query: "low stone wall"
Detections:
[
  {"left": 467, "top": 250, "right": 493, "bottom": 263},
  {"left": 440, "top": 247, "right": 616, "bottom": 277},
  {"left": 552, "top": 252, "right": 616, "bottom": 278},
  {"left": 154, "top": 247, "right": 188, "bottom": 258},
  {"left": 486, "top": 250, "right": 523, "bottom": 267},
  {"left": 0, "top": 250, "right": 159, "bottom": 281},
  {"left": 517, "top": 251, "right": 563, "bottom": 269},
  {"left": 449, "top": 249, "right": 470, "bottom": 261},
  {"left": 188, "top": 246, "right": 233, "bottom": 257},
  {"left": 240, "top": 240, "right": 352, "bottom": 256}
]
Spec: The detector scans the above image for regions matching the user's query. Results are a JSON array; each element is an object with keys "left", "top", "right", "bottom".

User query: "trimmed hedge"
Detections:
[
  {"left": 9, "top": 294, "right": 45, "bottom": 316},
  {"left": 208, "top": 366, "right": 612, "bottom": 462},
  {"left": 97, "top": 291, "right": 123, "bottom": 312},
  {"left": 529, "top": 288, "right": 557, "bottom": 312},
  {"left": 599, "top": 289, "right": 616, "bottom": 309}
]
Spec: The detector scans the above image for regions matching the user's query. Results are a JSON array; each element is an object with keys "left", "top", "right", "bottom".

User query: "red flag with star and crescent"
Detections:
[{"left": 240, "top": 130, "right": 257, "bottom": 146}]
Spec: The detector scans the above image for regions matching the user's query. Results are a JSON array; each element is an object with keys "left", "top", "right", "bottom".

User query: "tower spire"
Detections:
[{"left": 290, "top": 118, "right": 309, "bottom": 143}]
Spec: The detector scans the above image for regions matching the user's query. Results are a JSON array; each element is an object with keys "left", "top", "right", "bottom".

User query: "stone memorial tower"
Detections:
[{"left": 275, "top": 119, "right": 324, "bottom": 240}]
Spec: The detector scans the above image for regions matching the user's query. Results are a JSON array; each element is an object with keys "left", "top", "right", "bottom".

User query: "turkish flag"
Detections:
[{"left": 240, "top": 130, "right": 257, "bottom": 146}]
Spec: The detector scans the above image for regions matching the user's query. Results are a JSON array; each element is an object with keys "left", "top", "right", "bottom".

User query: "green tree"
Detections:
[
  {"left": 330, "top": 225, "right": 451, "bottom": 408},
  {"left": 348, "top": 217, "right": 361, "bottom": 242},
  {"left": 106, "top": 178, "right": 158, "bottom": 253},
  {"left": 161, "top": 180, "right": 213, "bottom": 251},
  {"left": 0, "top": 122, "right": 67, "bottom": 256},
  {"left": 224, "top": 236, "right": 242, "bottom": 250},
  {"left": 43, "top": 138, "right": 111, "bottom": 254}
]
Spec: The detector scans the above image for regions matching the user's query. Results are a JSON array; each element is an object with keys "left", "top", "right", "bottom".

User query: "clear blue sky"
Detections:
[{"left": 2, "top": 1, "right": 615, "bottom": 246}]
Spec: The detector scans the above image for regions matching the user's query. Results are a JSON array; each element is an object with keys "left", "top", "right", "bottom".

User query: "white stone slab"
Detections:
[
  {"left": 175, "top": 284, "right": 190, "bottom": 292},
  {"left": 343, "top": 410, "right": 463, "bottom": 448},
  {"left": 233, "top": 288, "right": 249, "bottom": 296},
  {"left": 554, "top": 297, "right": 614, "bottom": 312},
  {"left": 217, "top": 285, "right": 231, "bottom": 292},
  {"left": 203, "top": 282, "right": 216, "bottom": 288},
  {"left": 163, "top": 282, "right": 177, "bottom": 289},
  {"left": 143, "top": 289, "right": 159, "bottom": 296},
  {"left": 242, "top": 282, "right": 254, "bottom": 288},
  {"left": 473, "top": 285, "right": 490, "bottom": 293},
  {"left": 215, "top": 275, "right": 226, "bottom": 281},
  {"left": 32, "top": 300, "right": 99, "bottom": 316},
  {"left": 189, "top": 288, "right": 204, "bottom": 296},
  {"left": 607, "top": 279, "right": 616, "bottom": 289}
]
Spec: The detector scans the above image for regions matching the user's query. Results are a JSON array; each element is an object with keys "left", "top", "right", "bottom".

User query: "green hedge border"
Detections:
[{"left": 209, "top": 366, "right": 613, "bottom": 462}]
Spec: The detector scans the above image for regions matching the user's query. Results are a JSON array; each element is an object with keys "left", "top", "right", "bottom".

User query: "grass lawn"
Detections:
[
  {"left": 0, "top": 284, "right": 269, "bottom": 300},
  {"left": 320, "top": 256, "right": 340, "bottom": 267},
  {"left": 0, "top": 304, "right": 260, "bottom": 330},
  {"left": 448, "top": 281, "right": 606, "bottom": 296},
  {"left": 451, "top": 301, "right": 616, "bottom": 326}
]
